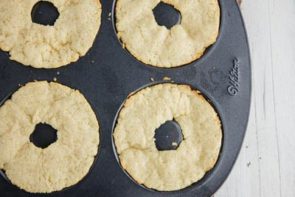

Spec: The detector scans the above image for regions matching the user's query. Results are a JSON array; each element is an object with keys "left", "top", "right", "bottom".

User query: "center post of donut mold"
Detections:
[
  {"left": 30, "top": 123, "right": 58, "bottom": 149},
  {"left": 154, "top": 120, "right": 184, "bottom": 151},
  {"left": 153, "top": 2, "right": 181, "bottom": 29},
  {"left": 31, "top": 1, "right": 60, "bottom": 26}
]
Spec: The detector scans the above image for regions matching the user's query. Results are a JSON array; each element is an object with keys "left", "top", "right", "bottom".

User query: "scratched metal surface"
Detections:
[{"left": 0, "top": 0, "right": 251, "bottom": 196}]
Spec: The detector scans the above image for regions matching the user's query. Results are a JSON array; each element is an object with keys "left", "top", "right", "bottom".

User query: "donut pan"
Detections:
[{"left": 0, "top": 0, "right": 251, "bottom": 196}]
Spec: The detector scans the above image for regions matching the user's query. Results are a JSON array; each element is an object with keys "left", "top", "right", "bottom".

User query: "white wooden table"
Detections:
[{"left": 216, "top": 0, "right": 295, "bottom": 196}]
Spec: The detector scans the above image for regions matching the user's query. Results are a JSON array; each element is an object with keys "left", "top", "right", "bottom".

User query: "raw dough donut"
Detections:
[
  {"left": 0, "top": 0, "right": 101, "bottom": 68},
  {"left": 113, "top": 83, "right": 222, "bottom": 191},
  {"left": 115, "top": 0, "right": 220, "bottom": 68},
  {"left": 0, "top": 81, "right": 99, "bottom": 193}
]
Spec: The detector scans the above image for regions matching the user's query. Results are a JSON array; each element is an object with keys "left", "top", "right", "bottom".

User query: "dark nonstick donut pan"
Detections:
[{"left": 0, "top": 0, "right": 251, "bottom": 196}]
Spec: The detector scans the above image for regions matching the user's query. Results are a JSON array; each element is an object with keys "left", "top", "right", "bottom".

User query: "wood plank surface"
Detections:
[{"left": 216, "top": 0, "right": 295, "bottom": 196}]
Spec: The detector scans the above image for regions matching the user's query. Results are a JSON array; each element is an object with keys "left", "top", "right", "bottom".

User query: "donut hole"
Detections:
[
  {"left": 31, "top": 1, "right": 59, "bottom": 26},
  {"left": 152, "top": 2, "right": 181, "bottom": 29},
  {"left": 0, "top": 169, "right": 8, "bottom": 181},
  {"left": 30, "top": 123, "right": 57, "bottom": 149},
  {"left": 154, "top": 120, "right": 183, "bottom": 151}
]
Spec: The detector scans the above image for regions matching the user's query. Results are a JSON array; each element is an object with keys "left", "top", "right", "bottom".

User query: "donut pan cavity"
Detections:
[{"left": 0, "top": 0, "right": 251, "bottom": 196}]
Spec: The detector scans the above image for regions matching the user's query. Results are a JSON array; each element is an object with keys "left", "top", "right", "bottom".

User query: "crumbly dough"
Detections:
[
  {"left": 113, "top": 83, "right": 222, "bottom": 191},
  {"left": 0, "top": 81, "right": 99, "bottom": 193},
  {"left": 0, "top": 0, "right": 101, "bottom": 68},
  {"left": 115, "top": 0, "right": 220, "bottom": 68}
]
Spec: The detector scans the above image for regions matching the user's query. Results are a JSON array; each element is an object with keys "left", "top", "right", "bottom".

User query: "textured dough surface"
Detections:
[
  {"left": 0, "top": 81, "right": 99, "bottom": 193},
  {"left": 116, "top": 0, "right": 220, "bottom": 68},
  {"left": 0, "top": 0, "right": 101, "bottom": 68},
  {"left": 113, "top": 83, "right": 222, "bottom": 191}
]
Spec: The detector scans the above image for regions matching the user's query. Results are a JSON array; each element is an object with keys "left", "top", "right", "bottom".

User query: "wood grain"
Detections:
[{"left": 216, "top": 0, "right": 295, "bottom": 196}]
